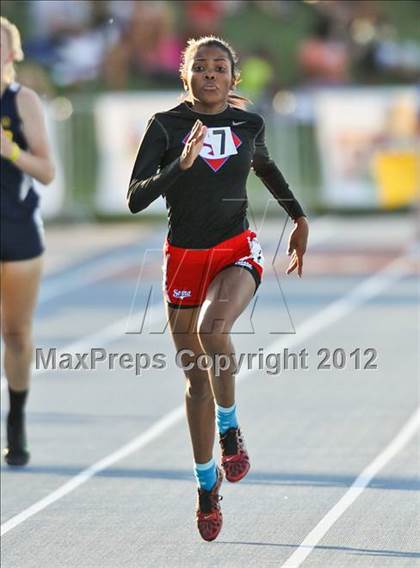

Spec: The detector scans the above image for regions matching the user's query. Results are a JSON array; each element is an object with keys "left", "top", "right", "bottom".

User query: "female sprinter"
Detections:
[
  {"left": 1, "top": 17, "right": 55, "bottom": 466},
  {"left": 127, "top": 36, "right": 308, "bottom": 541}
]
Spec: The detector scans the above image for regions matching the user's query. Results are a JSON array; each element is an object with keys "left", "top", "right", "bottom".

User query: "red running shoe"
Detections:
[
  {"left": 219, "top": 427, "right": 250, "bottom": 482},
  {"left": 196, "top": 466, "right": 224, "bottom": 541}
]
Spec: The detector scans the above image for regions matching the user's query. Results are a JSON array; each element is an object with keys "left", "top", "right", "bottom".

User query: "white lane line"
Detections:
[
  {"left": 0, "top": 406, "right": 184, "bottom": 536},
  {"left": 280, "top": 407, "right": 420, "bottom": 568},
  {"left": 1, "top": 255, "right": 411, "bottom": 537}
]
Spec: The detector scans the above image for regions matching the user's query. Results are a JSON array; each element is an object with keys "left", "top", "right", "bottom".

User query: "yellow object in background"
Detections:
[{"left": 373, "top": 151, "right": 420, "bottom": 208}]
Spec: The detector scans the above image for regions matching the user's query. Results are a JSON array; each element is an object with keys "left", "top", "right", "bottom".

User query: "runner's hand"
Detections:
[
  {"left": 180, "top": 120, "right": 207, "bottom": 170},
  {"left": 286, "top": 216, "right": 309, "bottom": 278}
]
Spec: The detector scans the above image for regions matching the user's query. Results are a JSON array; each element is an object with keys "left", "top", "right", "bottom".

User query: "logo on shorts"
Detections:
[{"left": 173, "top": 289, "right": 192, "bottom": 299}]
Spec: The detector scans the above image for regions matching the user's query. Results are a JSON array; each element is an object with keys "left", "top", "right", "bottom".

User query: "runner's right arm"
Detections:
[{"left": 128, "top": 117, "right": 184, "bottom": 213}]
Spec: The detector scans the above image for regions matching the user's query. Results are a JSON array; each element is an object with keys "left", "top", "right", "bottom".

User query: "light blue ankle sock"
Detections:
[
  {"left": 194, "top": 458, "right": 217, "bottom": 491},
  {"left": 216, "top": 402, "right": 238, "bottom": 435}
]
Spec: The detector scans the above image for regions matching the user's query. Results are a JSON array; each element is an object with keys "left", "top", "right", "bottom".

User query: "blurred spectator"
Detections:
[
  {"left": 239, "top": 49, "right": 275, "bottom": 107},
  {"left": 298, "top": 14, "right": 349, "bottom": 85},
  {"left": 54, "top": 2, "right": 119, "bottom": 86},
  {"left": 104, "top": 1, "right": 182, "bottom": 89},
  {"left": 250, "top": 0, "right": 294, "bottom": 19},
  {"left": 29, "top": 0, "right": 92, "bottom": 41},
  {"left": 26, "top": 0, "right": 119, "bottom": 87},
  {"left": 374, "top": 39, "right": 420, "bottom": 79},
  {"left": 107, "top": 0, "right": 136, "bottom": 27},
  {"left": 350, "top": 13, "right": 420, "bottom": 82},
  {"left": 2, "top": 0, "right": 419, "bottom": 91},
  {"left": 25, "top": 0, "right": 93, "bottom": 67},
  {"left": 183, "top": 1, "right": 225, "bottom": 38}
]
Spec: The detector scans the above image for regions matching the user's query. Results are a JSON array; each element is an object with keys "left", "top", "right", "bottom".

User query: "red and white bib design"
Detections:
[{"left": 183, "top": 127, "right": 242, "bottom": 172}]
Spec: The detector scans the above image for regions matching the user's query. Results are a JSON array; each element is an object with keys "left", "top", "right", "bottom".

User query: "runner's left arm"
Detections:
[{"left": 252, "top": 119, "right": 306, "bottom": 221}]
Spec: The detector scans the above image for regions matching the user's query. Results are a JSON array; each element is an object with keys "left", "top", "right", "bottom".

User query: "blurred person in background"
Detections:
[
  {"left": 26, "top": 0, "right": 119, "bottom": 88},
  {"left": 0, "top": 17, "right": 55, "bottom": 466},
  {"left": 127, "top": 35, "right": 308, "bottom": 541},
  {"left": 347, "top": 3, "right": 420, "bottom": 84},
  {"left": 239, "top": 48, "right": 276, "bottom": 111},
  {"left": 183, "top": 1, "right": 225, "bottom": 38},
  {"left": 104, "top": 1, "right": 181, "bottom": 89},
  {"left": 298, "top": 13, "right": 349, "bottom": 85},
  {"left": 25, "top": 0, "right": 93, "bottom": 68},
  {"left": 51, "top": 0, "right": 119, "bottom": 87}
]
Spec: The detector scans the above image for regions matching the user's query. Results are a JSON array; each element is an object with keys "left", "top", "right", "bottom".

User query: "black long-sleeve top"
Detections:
[{"left": 128, "top": 101, "right": 305, "bottom": 248}]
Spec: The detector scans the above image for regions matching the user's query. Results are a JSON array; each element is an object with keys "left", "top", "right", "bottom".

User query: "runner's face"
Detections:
[{"left": 187, "top": 46, "right": 234, "bottom": 109}]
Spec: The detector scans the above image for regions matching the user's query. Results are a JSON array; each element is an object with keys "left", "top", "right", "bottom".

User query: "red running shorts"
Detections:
[{"left": 162, "top": 229, "right": 264, "bottom": 309}]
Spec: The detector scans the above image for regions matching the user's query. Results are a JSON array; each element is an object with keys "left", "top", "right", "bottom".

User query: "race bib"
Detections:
[{"left": 199, "top": 127, "right": 238, "bottom": 159}]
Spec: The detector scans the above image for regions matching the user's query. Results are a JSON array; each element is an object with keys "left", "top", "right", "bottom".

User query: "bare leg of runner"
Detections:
[{"left": 166, "top": 305, "right": 216, "bottom": 463}]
